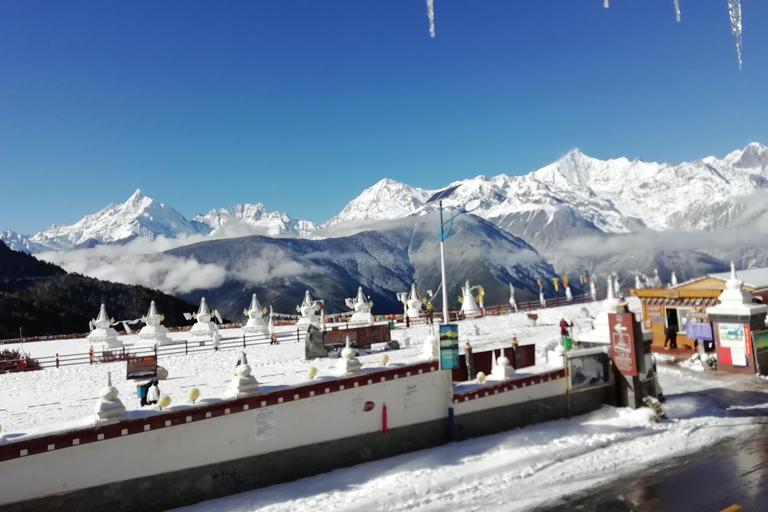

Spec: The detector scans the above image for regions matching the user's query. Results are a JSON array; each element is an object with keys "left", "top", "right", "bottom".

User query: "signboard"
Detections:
[
  {"left": 439, "top": 325, "right": 460, "bottom": 370},
  {"left": 685, "top": 321, "right": 713, "bottom": 341},
  {"left": 718, "top": 323, "right": 749, "bottom": 368},
  {"left": 322, "top": 324, "right": 390, "bottom": 349},
  {"left": 126, "top": 355, "right": 158, "bottom": 380},
  {"left": 254, "top": 407, "right": 276, "bottom": 441},
  {"left": 608, "top": 313, "right": 637, "bottom": 377},
  {"left": 569, "top": 352, "right": 611, "bottom": 390},
  {"left": 718, "top": 323, "right": 745, "bottom": 348},
  {"left": 754, "top": 331, "right": 768, "bottom": 353}
]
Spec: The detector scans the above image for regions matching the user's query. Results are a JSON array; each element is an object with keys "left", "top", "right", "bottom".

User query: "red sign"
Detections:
[
  {"left": 363, "top": 401, "right": 375, "bottom": 412},
  {"left": 608, "top": 313, "right": 638, "bottom": 377}
]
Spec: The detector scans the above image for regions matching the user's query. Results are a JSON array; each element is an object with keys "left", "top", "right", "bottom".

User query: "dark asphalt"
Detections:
[{"left": 536, "top": 395, "right": 768, "bottom": 512}]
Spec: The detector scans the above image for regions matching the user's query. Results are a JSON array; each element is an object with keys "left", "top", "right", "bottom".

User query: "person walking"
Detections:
[
  {"left": 147, "top": 379, "right": 160, "bottom": 405},
  {"left": 138, "top": 381, "right": 150, "bottom": 407},
  {"left": 664, "top": 322, "right": 678, "bottom": 349}
]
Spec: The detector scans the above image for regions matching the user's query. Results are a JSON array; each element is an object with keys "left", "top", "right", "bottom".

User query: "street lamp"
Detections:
[{"left": 426, "top": 186, "right": 481, "bottom": 324}]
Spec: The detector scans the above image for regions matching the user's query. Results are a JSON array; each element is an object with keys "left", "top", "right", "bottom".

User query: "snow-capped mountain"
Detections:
[
  {"left": 0, "top": 230, "right": 48, "bottom": 253},
  {"left": 328, "top": 143, "right": 768, "bottom": 250},
  {"left": 25, "top": 189, "right": 211, "bottom": 252},
  {"left": 193, "top": 204, "right": 318, "bottom": 237}
]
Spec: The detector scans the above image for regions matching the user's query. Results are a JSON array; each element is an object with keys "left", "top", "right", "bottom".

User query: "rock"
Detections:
[{"left": 156, "top": 366, "right": 169, "bottom": 380}]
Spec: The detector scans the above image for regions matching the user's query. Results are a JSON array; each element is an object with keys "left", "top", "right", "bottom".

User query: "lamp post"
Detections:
[{"left": 436, "top": 198, "right": 481, "bottom": 324}]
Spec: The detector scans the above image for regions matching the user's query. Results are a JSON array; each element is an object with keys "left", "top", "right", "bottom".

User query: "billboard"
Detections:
[
  {"left": 126, "top": 355, "right": 158, "bottom": 380},
  {"left": 439, "top": 325, "right": 460, "bottom": 370},
  {"left": 754, "top": 331, "right": 768, "bottom": 354},
  {"left": 685, "top": 321, "right": 713, "bottom": 341},
  {"left": 608, "top": 312, "right": 637, "bottom": 377}
]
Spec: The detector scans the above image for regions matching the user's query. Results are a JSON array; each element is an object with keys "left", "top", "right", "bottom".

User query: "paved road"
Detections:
[{"left": 537, "top": 421, "right": 768, "bottom": 512}]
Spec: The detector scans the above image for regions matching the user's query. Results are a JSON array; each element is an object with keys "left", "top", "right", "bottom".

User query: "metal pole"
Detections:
[{"left": 439, "top": 201, "right": 449, "bottom": 326}]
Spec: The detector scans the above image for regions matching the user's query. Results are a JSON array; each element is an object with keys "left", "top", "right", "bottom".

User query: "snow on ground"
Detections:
[
  {"left": 7, "top": 298, "right": 765, "bottom": 511},
  {"left": 1, "top": 301, "right": 597, "bottom": 434}
]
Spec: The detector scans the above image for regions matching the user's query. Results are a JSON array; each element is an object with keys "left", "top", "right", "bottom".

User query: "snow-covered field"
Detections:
[{"left": 3, "top": 298, "right": 768, "bottom": 511}]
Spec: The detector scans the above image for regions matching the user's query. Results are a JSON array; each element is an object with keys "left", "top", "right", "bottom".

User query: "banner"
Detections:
[
  {"left": 439, "top": 325, "right": 460, "bottom": 370},
  {"left": 536, "top": 278, "right": 541, "bottom": 287},
  {"left": 553, "top": 278, "right": 559, "bottom": 291},
  {"left": 563, "top": 276, "right": 569, "bottom": 288}
]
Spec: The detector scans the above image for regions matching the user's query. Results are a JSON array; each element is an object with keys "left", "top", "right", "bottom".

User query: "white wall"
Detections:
[
  {"left": 0, "top": 368, "right": 452, "bottom": 505},
  {"left": 0, "top": 366, "right": 570, "bottom": 506}
]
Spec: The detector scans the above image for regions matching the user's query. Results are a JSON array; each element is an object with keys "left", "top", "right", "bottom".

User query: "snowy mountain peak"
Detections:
[
  {"left": 193, "top": 203, "right": 318, "bottom": 237},
  {"left": 322, "top": 179, "right": 431, "bottom": 227}
]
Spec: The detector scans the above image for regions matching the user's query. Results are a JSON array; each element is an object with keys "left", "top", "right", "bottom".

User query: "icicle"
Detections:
[
  {"left": 426, "top": 0, "right": 435, "bottom": 38},
  {"left": 673, "top": 0, "right": 681, "bottom": 22},
  {"left": 603, "top": 0, "right": 609, "bottom": 8},
  {"left": 728, "top": 0, "right": 743, "bottom": 69}
]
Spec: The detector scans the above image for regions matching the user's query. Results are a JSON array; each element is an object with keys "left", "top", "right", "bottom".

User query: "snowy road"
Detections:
[{"left": 543, "top": 423, "right": 768, "bottom": 511}]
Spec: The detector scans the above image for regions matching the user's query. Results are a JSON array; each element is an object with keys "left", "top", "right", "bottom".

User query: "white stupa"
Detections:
[
  {"left": 671, "top": 272, "right": 679, "bottom": 287},
  {"left": 565, "top": 285, "right": 573, "bottom": 302},
  {"left": 336, "top": 337, "right": 363, "bottom": 376},
  {"left": 576, "top": 278, "right": 620, "bottom": 345},
  {"left": 346, "top": 286, "right": 374, "bottom": 326},
  {"left": 406, "top": 283, "right": 424, "bottom": 321},
  {"left": 188, "top": 297, "right": 220, "bottom": 345},
  {"left": 230, "top": 352, "right": 260, "bottom": 398},
  {"left": 635, "top": 274, "right": 643, "bottom": 290},
  {"left": 539, "top": 288, "right": 546, "bottom": 308},
  {"left": 460, "top": 279, "right": 482, "bottom": 317},
  {"left": 707, "top": 262, "right": 768, "bottom": 317},
  {"left": 86, "top": 304, "right": 122, "bottom": 350},
  {"left": 243, "top": 294, "right": 269, "bottom": 335},
  {"left": 509, "top": 283, "right": 518, "bottom": 312},
  {"left": 491, "top": 349, "right": 516, "bottom": 380},
  {"left": 296, "top": 290, "right": 322, "bottom": 328},
  {"left": 136, "top": 301, "right": 175, "bottom": 346},
  {"left": 577, "top": 278, "right": 652, "bottom": 346},
  {"left": 589, "top": 279, "right": 597, "bottom": 301},
  {"left": 93, "top": 372, "right": 125, "bottom": 423}
]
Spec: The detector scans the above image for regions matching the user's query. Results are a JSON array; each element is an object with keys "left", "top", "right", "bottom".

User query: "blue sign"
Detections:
[
  {"left": 685, "top": 321, "right": 713, "bottom": 341},
  {"left": 439, "top": 325, "right": 460, "bottom": 370}
]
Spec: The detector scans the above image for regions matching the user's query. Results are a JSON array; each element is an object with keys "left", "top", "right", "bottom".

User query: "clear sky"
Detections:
[{"left": 2, "top": 0, "right": 768, "bottom": 234}]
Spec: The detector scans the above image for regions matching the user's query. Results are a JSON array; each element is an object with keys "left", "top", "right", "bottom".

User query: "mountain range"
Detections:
[{"left": 4, "top": 142, "right": 768, "bottom": 308}]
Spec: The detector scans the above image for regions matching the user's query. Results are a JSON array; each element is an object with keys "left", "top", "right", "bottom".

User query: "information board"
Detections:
[
  {"left": 608, "top": 313, "right": 637, "bottom": 377},
  {"left": 439, "top": 325, "right": 459, "bottom": 370},
  {"left": 754, "top": 331, "right": 768, "bottom": 353},
  {"left": 126, "top": 355, "right": 158, "bottom": 380},
  {"left": 685, "top": 321, "right": 713, "bottom": 341}
]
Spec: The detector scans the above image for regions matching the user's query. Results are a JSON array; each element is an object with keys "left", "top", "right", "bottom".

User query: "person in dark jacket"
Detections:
[
  {"left": 664, "top": 323, "right": 678, "bottom": 349},
  {"left": 138, "top": 380, "right": 151, "bottom": 407}
]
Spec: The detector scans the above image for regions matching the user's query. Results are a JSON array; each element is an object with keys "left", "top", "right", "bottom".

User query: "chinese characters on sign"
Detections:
[
  {"left": 718, "top": 323, "right": 748, "bottom": 368},
  {"left": 608, "top": 313, "right": 637, "bottom": 377}
]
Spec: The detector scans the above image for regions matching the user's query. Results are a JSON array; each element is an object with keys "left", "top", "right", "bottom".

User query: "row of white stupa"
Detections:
[{"left": 85, "top": 278, "right": 491, "bottom": 350}]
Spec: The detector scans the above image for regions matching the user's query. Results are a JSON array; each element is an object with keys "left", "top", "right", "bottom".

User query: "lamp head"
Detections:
[{"left": 461, "top": 199, "right": 481, "bottom": 213}]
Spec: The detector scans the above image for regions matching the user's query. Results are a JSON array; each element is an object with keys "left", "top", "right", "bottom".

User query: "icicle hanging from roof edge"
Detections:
[
  {"left": 426, "top": 0, "right": 435, "bottom": 38},
  {"left": 674, "top": 0, "right": 681, "bottom": 22},
  {"left": 728, "top": 0, "right": 743, "bottom": 69}
]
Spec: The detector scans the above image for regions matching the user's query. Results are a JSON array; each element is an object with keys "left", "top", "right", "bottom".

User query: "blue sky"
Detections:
[{"left": 2, "top": 1, "right": 768, "bottom": 234}]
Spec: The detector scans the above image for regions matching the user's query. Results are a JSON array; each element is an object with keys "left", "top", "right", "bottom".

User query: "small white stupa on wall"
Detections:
[
  {"left": 86, "top": 304, "right": 122, "bottom": 350},
  {"left": 459, "top": 279, "right": 482, "bottom": 317},
  {"left": 188, "top": 297, "right": 220, "bottom": 345},
  {"left": 296, "top": 290, "right": 322, "bottom": 328},
  {"left": 243, "top": 294, "right": 269, "bottom": 335},
  {"left": 137, "top": 301, "right": 175, "bottom": 346},
  {"left": 346, "top": 287, "right": 374, "bottom": 326}
]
